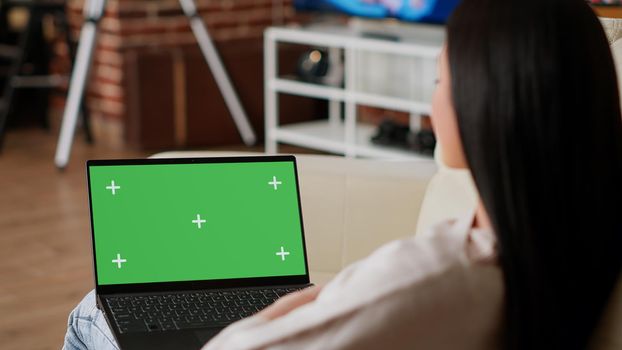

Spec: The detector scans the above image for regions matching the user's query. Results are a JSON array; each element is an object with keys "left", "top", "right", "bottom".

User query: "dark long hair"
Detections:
[{"left": 447, "top": 0, "right": 622, "bottom": 348}]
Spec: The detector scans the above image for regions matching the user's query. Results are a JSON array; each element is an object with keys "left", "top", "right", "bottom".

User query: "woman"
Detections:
[{"left": 63, "top": 0, "right": 622, "bottom": 349}]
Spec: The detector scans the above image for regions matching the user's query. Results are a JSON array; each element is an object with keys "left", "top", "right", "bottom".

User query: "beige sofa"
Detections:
[
  {"left": 152, "top": 152, "right": 443, "bottom": 284},
  {"left": 152, "top": 151, "right": 620, "bottom": 349}
]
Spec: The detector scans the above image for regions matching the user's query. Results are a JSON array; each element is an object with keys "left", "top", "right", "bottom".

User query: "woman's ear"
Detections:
[{"left": 431, "top": 47, "right": 469, "bottom": 169}]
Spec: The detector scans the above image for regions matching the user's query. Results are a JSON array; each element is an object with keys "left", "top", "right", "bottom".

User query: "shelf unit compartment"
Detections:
[
  {"left": 275, "top": 120, "right": 431, "bottom": 161},
  {"left": 355, "top": 50, "right": 436, "bottom": 104}
]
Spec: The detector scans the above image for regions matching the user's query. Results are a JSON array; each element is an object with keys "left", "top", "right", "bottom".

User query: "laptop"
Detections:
[{"left": 86, "top": 155, "right": 313, "bottom": 350}]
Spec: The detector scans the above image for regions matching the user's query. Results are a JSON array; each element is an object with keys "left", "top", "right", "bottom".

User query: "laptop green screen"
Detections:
[{"left": 88, "top": 160, "right": 307, "bottom": 286}]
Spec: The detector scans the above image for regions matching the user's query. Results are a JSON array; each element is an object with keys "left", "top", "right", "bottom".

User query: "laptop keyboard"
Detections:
[{"left": 105, "top": 287, "right": 307, "bottom": 333}]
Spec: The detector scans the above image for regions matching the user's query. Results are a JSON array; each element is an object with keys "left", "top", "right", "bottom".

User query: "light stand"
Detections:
[{"left": 54, "top": 0, "right": 257, "bottom": 169}]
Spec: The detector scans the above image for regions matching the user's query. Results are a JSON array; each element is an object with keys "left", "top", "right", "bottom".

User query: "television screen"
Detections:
[
  {"left": 294, "top": 0, "right": 462, "bottom": 24},
  {"left": 589, "top": 1, "right": 622, "bottom": 4}
]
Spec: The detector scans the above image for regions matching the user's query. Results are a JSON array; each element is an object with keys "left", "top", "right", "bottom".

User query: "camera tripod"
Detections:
[{"left": 54, "top": 0, "right": 257, "bottom": 169}]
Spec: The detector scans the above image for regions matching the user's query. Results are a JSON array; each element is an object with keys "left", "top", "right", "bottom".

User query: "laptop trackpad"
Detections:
[{"left": 194, "top": 328, "right": 224, "bottom": 344}]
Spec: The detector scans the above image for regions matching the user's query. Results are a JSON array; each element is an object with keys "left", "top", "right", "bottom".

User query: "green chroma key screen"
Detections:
[{"left": 88, "top": 159, "right": 307, "bottom": 286}]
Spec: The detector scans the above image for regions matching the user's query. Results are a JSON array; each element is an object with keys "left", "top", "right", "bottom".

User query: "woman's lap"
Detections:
[{"left": 62, "top": 290, "right": 119, "bottom": 350}]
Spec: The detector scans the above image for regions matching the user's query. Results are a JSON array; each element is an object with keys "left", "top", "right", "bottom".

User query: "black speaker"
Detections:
[{"left": 371, "top": 119, "right": 436, "bottom": 156}]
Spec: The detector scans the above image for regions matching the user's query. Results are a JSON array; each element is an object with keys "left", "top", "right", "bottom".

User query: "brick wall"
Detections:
[{"left": 62, "top": 0, "right": 308, "bottom": 149}]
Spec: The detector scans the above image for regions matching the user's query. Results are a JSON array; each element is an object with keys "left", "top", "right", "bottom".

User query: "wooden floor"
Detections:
[
  {"left": 0, "top": 127, "right": 297, "bottom": 350},
  {"left": 0, "top": 128, "right": 148, "bottom": 349}
]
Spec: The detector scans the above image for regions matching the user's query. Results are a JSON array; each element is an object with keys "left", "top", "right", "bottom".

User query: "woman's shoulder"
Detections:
[
  {"left": 320, "top": 215, "right": 502, "bottom": 307},
  {"left": 202, "top": 217, "right": 504, "bottom": 350},
  {"left": 369, "top": 213, "right": 496, "bottom": 275},
  {"left": 308, "top": 218, "right": 504, "bottom": 350}
]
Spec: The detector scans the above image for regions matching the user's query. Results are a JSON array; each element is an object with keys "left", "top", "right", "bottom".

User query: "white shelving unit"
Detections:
[{"left": 264, "top": 24, "right": 444, "bottom": 161}]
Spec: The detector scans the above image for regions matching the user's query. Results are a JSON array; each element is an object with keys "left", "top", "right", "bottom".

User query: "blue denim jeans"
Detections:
[{"left": 62, "top": 290, "right": 119, "bottom": 350}]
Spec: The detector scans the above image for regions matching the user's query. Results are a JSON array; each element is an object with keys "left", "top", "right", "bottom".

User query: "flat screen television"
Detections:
[{"left": 294, "top": 0, "right": 462, "bottom": 24}]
